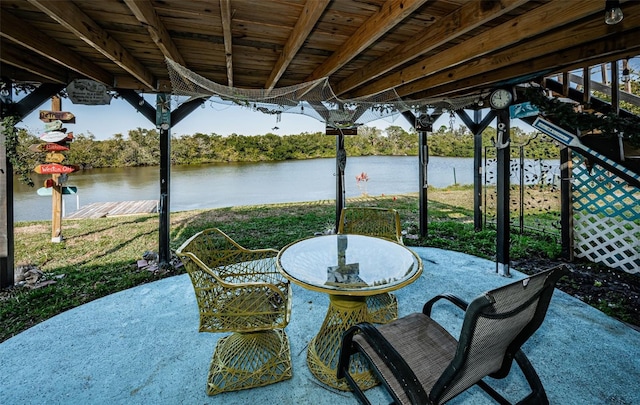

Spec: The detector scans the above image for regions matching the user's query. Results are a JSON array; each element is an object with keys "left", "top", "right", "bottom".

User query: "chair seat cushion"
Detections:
[{"left": 353, "top": 313, "right": 457, "bottom": 404}]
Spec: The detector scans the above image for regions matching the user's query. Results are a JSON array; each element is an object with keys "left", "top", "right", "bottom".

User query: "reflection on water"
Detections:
[{"left": 13, "top": 156, "right": 553, "bottom": 222}]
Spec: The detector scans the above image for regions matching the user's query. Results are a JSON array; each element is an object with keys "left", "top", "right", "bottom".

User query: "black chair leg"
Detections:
[{"left": 514, "top": 350, "right": 549, "bottom": 405}]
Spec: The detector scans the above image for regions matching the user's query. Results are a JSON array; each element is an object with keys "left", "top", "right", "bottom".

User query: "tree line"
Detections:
[{"left": 13, "top": 123, "right": 560, "bottom": 180}]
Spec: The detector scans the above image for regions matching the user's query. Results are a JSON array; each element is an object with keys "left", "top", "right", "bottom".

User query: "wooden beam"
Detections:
[
  {"left": 265, "top": 0, "right": 330, "bottom": 91},
  {"left": 407, "top": 29, "right": 640, "bottom": 101},
  {"left": 333, "top": 0, "right": 527, "bottom": 95},
  {"left": 0, "top": 42, "right": 67, "bottom": 84},
  {"left": 123, "top": 0, "right": 186, "bottom": 66},
  {"left": 0, "top": 11, "right": 113, "bottom": 85},
  {"left": 305, "top": 0, "right": 428, "bottom": 82},
  {"left": 351, "top": 0, "right": 604, "bottom": 97},
  {"left": 395, "top": 3, "right": 640, "bottom": 98},
  {"left": 219, "top": 0, "right": 233, "bottom": 87},
  {"left": 28, "top": 0, "right": 156, "bottom": 90},
  {"left": 113, "top": 76, "right": 173, "bottom": 92},
  {"left": 568, "top": 73, "right": 640, "bottom": 105}
]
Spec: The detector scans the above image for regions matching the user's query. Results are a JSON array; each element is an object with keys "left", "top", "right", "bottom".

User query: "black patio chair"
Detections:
[{"left": 337, "top": 265, "right": 568, "bottom": 404}]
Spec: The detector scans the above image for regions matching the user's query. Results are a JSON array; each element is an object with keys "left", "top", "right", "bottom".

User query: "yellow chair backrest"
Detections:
[{"left": 338, "top": 207, "right": 403, "bottom": 244}]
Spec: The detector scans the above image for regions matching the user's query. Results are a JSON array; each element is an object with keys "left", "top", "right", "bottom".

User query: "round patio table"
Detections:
[{"left": 277, "top": 234, "right": 422, "bottom": 390}]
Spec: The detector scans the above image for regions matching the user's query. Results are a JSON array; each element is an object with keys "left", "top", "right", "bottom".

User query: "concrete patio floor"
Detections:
[{"left": 1, "top": 247, "right": 638, "bottom": 404}]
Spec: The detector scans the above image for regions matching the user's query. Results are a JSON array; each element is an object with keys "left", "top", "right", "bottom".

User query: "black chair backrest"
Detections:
[{"left": 431, "top": 265, "right": 568, "bottom": 404}]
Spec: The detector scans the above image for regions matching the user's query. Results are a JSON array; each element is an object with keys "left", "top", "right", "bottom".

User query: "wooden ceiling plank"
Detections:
[
  {"left": 0, "top": 41, "right": 67, "bottom": 84},
  {"left": 410, "top": 29, "right": 640, "bottom": 101},
  {"left": 333, "top": 0, "right": 528, "bottom": 95},
  {"left": 0, "top": 10, "right": 113, "bottom": 85},
  {"left": 396, "top": 2, "right": 640, "bottom": 98},
  {"left": 219, "top": 0, "right": 233, "bottom": 87},
  {"left": 28, "top": 0, "right": 156, "bottom": 90},
  {"left": 305, "top": 0, "right": 429, "bottom": 82},
  {"left": 351, "top": 0, "right": 604, "bottom": 97},
  {"left": 123, "top": 0, "right": 186, "bottom": 66},
  {"left": 265, "top": 0, "right": 330, "bottom": 91}
]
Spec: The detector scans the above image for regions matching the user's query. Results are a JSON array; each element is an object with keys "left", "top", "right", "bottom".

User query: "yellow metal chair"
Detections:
[
  {"left": 337, "top": 207, "right": 403, "bottom": 324},
  {"left": 176, "top": 228, "right": 292, "bottom": 396}
]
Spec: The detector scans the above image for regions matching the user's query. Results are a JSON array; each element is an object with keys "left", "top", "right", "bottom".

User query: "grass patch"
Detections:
[{"left": 0, "top": 192, "right": 573, "bottom": 342}]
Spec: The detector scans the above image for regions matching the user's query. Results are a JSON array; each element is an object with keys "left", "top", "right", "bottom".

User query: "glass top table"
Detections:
[
  {"left": 278, "top": 234, "right": 422, "bottom": 295},
  {"left": 277, "top": 234, "right": 423, "bottom": 390}
]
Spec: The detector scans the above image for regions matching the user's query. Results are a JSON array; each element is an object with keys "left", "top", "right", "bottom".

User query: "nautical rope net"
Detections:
[{"left": 165, "top": 58, "right": 483, "bottom": 129}]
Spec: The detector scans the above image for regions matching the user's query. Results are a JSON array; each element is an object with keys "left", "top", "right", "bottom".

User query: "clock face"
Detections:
[{"left": 490, "top": 89, "right": 513, "bottom": 109}]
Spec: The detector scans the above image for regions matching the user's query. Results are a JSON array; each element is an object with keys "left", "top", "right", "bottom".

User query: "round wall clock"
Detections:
[{"left": 489, "top": 89, "right": 513, "bottom": 109}]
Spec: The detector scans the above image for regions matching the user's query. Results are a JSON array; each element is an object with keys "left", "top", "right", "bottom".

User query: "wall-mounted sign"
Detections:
[
  {"left": 67, "top": 79, "right": 112, "bottom": 105},
  {"left": 509, "top": 102, "right": 539, "bottom": 119}
]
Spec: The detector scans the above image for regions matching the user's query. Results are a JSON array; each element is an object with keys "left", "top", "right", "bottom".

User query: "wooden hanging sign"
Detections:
[
  {"left": 40, "top": 131, "right": 69, "bottom": 143},
  {"left": 45, "top": 153, "right": 66, "bottom": 163},
  {"left": 43, "top": 120, "right": 64, "bottom": 132},
  {"left": 39, "top": 131, "right": 73, "bottom": 143},
  {"left": 39, "top": 110, "right": 76, "bottom": 123},
  {"left": 37, "top": 186, "right": 78, "bottom": 196},
  {"left": 34, "top": 163, "right": 78, "bottom": 175},
  {"left": 29, "top": 143, "right": 70, "bottom": 153}
]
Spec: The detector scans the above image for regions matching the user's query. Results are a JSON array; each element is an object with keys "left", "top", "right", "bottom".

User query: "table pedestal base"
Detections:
[{"left": 306, "top": 295, "right": 378, "bottom": 391}]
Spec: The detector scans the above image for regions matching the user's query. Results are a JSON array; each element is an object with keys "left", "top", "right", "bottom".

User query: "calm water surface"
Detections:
[{"left": 13, "top": 155, "right": 553, "bottom": 222}]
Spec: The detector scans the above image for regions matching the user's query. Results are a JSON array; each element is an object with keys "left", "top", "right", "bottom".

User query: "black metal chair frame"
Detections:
[{"left": 337, "top": 266, "right": 569, "bottom": 405}]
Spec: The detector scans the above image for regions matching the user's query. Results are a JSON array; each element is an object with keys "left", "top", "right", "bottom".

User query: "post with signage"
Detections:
[
  {"left": 157, "top": 94, "right": 171, "bottom": 268},
  {"left": 495, "top": 109, "right": 511, "bottom": 277},
  {"left": 50, "top": 97, "right": 63, "bottom": 242},
  {"left": 38, "top": 98, "right": 76, "bottom": 242}
]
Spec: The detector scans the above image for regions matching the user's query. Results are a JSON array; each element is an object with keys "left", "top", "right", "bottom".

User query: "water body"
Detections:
[{"left": 12, "top": 156, "right": 557, "bottom": 222}]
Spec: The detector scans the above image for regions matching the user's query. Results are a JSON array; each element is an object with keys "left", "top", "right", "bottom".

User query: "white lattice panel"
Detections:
[
  {"left": 574, "top": 212, "right": 640, "bottom": 274},
  {"left": 572, "top": 154, "right": 640, "bottom": 274}
]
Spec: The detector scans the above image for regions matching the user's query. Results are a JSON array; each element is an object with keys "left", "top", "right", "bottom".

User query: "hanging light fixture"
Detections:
[{"left": 605, "top": 0, "right": 624, "bottom": 25}]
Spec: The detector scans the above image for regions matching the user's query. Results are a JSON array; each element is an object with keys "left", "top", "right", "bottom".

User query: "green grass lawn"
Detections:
[{"left": 2, "top": 192, "right": 564, "bottom": 342}]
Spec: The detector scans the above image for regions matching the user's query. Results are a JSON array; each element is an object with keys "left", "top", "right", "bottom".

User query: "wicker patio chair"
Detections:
[
  {"left": 176, "top": 228, "right": 292, "bottom": 396},
  {"left": 337, "top": 265, "right": 569, "bottom": 405},
  {"left": 338, "top": 207, "right": 403, "bottom": 324}
]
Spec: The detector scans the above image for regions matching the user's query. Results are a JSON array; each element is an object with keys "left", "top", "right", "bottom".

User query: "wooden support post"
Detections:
[
  {"left": 495, "top": 109, "right": 511, "bottom": 277},
  {"left": 404, "top": 110, "right": 437, "bottom": 238},
  {"left": 560, "top": 147, "right": 574, "bottom": 261},
  {"left": 418, "top": 129, "right": 429, "bottom": 237},
  {"left": 457, "top": 109, "right": 495, "bottom": 232},
  {"left": 334, "top": 127, "right": 346, "bottom": 232},
  {"left": 50, "top": 173, "right": 63, "bottom": 242},
  {"left": 582, "top": 66, "right": 591, "bottom": 107},
  {"left": 50, "top": 96, "right": 63, "bottom": 242},
  {"left": 157, "top": 94, "right": 171, "bottom": 268},
  {"left": 0, "top": 82, "right": 15, "bottom": 287},
  {"left": 622, "top": 59, "right": 632, "bottom": 93},
  {"left": 611, "top": 61, "right": 620, "bottom": 114},
  {"left": 472, "top": 110, "right": 483, "bottom": 231}
]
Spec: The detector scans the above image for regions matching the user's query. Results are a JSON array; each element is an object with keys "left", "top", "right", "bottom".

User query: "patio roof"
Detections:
[
  {"left": 1, "top": 0, "right": 639, "bottom": 102},
  {"left": 1, "top": 247, "right": 638, "bottom": 404}
]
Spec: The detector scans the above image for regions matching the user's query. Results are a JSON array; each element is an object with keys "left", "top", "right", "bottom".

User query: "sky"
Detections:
[
  {"left": 16, "top": 94, "right": 420, "bottom": 140},
  {"left": 14, "top": 58, "right": 638, "bottom": 141}
]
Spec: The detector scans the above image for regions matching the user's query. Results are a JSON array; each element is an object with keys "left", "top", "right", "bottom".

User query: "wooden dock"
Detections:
[{"left": 65, "top": 200, "right": 158, "bottom": 219}]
